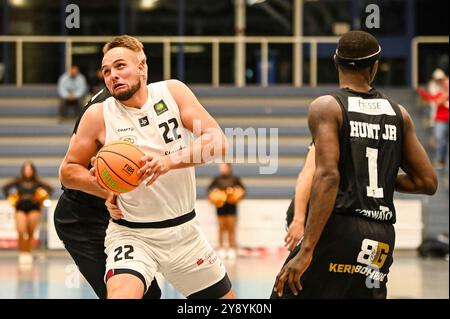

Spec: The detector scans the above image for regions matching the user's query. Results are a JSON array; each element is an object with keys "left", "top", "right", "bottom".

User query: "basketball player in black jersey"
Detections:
[
  {"left": 284, "top": 144, "right": 315, "bottom": 251},
  {"left": 272, "top": 31, "right": 437, "bottom": 299},
  {"left": 54, "top": 76, "right": 162, "bottom": 298}
]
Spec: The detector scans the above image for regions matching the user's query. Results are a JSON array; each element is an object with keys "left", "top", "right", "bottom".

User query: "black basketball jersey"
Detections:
[
  {"left": 57, "top": 88, "right": 112, "bottom": 222},
  {"left": 73, "top": 88, "right": 111, "bottom": 135},
  {"left": 331, "top": 88, "right": 403, "bottom": 224}
]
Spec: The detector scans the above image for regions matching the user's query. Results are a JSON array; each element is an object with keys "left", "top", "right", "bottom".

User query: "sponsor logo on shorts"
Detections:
[
  {"left": 328, "top": 238, "right": 390, "bottom": 289},
  {"left": 355, "top": 205, "right": 393, "bottom": 221},
  {"left": 328, "top": 263, "right": 387, "bottom": 282},
  {"left": 197, "top": 249, "right": 217, "bottom": 266}
]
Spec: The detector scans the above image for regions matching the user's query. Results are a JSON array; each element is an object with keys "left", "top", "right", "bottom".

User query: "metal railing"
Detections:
[
  {"left": 411, "top": 36, "right": 449, "bottom": 89},
  {"left": 0, "top": 35, "right": 340, "bottom": 88},
  {"left": 1, "top": 35, "right": 448, "bottom": 88}
]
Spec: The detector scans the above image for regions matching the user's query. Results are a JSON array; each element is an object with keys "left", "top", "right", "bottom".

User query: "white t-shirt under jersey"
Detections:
[{"left": 102, "top": 81, "right": 196, "bottom": 222}]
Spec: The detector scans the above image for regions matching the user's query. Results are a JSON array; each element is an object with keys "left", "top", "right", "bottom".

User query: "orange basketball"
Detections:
[{"left": 95, "top": 141, "right": 145, "bottom": 193}]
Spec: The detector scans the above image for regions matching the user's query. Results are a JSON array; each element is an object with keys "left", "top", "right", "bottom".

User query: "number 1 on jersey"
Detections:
[{"left": 366, "top": 147, "right": 384, "bottom": 198}]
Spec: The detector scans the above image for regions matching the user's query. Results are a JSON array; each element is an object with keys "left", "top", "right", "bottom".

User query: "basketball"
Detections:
[{"left": 95, "top": 141, "right": 145, "bottom": 193}]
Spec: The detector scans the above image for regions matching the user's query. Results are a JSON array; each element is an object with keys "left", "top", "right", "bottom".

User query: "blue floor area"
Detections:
[{"left": 0, "top": 250, "right": 447, "bottom": 299}]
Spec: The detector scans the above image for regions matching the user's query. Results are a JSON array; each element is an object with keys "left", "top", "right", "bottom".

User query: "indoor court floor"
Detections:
[{"left": 0, "top": 249, "right": 447, "bottom": 299}]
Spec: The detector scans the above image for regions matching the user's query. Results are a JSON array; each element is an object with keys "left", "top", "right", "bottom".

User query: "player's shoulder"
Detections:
[
  {"left": 82, "top": 89, "right": 111, "bottom": 118},
  {"left": 311, "top": 94, "right": 337, "bottom": 106},
  {"left": 147, "top": 80, "right": 182, "bottom": 95},
  {"left": 307, "top": 94, "right": 342, "bottom": 128},
  {"left": 397, "top": 104, "right": 413, "bottom": 129},
  {"left": 309, "top": 95, "right": 340, "bottom": 115},
  {"left": 72, "top": 89, "right": 110, "bottom": 134},
  {"left": 165, "top": 79, "right": 189, "bottom": 92},
  {"left": 79, "top": 101, "right": 104, "bottom": 124}
]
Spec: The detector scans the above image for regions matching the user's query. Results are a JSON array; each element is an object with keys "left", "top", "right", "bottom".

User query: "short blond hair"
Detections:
[{"left": 103, "top": 35, "right": 144, "bottom": 54}]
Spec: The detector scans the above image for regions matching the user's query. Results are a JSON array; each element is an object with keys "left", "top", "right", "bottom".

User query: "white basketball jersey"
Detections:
[{"left": 102, "top": 81, "right": 196, "bottom": 222}]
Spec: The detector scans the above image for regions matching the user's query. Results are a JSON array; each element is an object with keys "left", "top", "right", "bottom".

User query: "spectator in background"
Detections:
[
  {"left": 426, "top": 69, "right": 446, "bottom": 127},
  {"left": 2, "top": 161, "right": 53, "bottom": 264},
  {"left": 57, "top": 65, "right": 88, "bottom": 121},
  {"left": 208, "top": 163, "right": 245, "bottom": 260},
  {"left": 418, "top": 69, "right": 449, "bottom": 169}
]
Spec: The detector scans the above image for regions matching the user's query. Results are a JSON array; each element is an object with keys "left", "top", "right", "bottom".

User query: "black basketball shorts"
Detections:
[{"left": 271, "top": 213, "right": 395, "bottom": 299}]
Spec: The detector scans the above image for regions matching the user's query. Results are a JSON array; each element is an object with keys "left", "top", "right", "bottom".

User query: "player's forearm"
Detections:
[
  {"left": 293, "top": 183, "right": 309, "bottom": 224},
  {"left": 300, "top": 169, "right": 340, "bottom": 253},
  {"left": 169, "top": 131, "right": 228, "bottom": 169},
  {"left": 293, "top": 171, "right": 313, "bottom": 224},
  {"left": 395, "top": 174, "right": 437, "bottom": 195},
  {"left": 59, "top": 163, "right": 109, "bottom": 199}
]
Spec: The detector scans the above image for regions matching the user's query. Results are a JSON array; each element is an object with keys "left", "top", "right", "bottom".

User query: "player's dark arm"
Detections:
[
  {"left": 293, "top": 146, "right": 315, "bottom": 226},
  {"left": 300, "top": 96, "right": 341, "bottom": 253},
  {"left": 168, "top": 79, "right": 228, "bottom": 168},
  {"left": 59, "top": 103, "right": 110, "bottom": 199},
  {"left": 284, "top": 145, "right": 315, "bottom": 251},
  {"left": 394, "top": 105, "right": 437, "bottom": 195},
  {"left": 274, "top": 96, "right": 341, "bottom": 296}
]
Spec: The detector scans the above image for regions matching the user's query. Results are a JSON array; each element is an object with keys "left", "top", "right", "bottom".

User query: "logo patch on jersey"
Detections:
[
  {"left": 154, "top": 100, "right": 168, "bottom": 116},
  {"left": 138, "top": 116, "right": 150, "bottom": 127},
  {"left": 117, "top": 127, "right": 134, "bottom": 132},
  {"left": 119, "top": 135, "right": 137, "bottom": 144},
  {"left": 348, "top": 97, "right": 396, "bottom": 116}
]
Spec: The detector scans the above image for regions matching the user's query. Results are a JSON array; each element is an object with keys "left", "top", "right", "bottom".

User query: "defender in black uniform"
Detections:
[
  {"left": 284, "top": 144, "right": 315, "bottom": 251},
  {"left": 54, "top": 89, "right": 162, "bottom": 299},
  {"left": 272, "top": 31, "right": 437, "bottom": 299}
]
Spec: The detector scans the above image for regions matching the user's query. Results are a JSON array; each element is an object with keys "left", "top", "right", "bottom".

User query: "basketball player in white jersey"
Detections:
[{"left": 59, "top": 35, "right": 235, "bottom": 299}]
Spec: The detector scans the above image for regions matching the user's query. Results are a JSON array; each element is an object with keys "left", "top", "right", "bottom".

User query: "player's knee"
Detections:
[{"left": 106, "top": 274, "right": 144, "bottom": 299}]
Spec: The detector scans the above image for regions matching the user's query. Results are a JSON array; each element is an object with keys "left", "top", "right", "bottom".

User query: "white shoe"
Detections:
[
  {"left": 227, "top": 249, "right": 237, "bottom": 260},
  {"left": 18, "top": 253, "right": 33, "bottom": 265}
]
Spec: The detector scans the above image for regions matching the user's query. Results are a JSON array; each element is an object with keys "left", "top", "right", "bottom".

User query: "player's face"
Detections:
[{"left": 102, "top": 47, "right": 143, "bottom": 101}]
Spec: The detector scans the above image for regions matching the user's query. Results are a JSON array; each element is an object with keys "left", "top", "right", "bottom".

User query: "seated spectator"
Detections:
[{"left": 57, "top": 65, "right": 88, "bottom": 121}]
